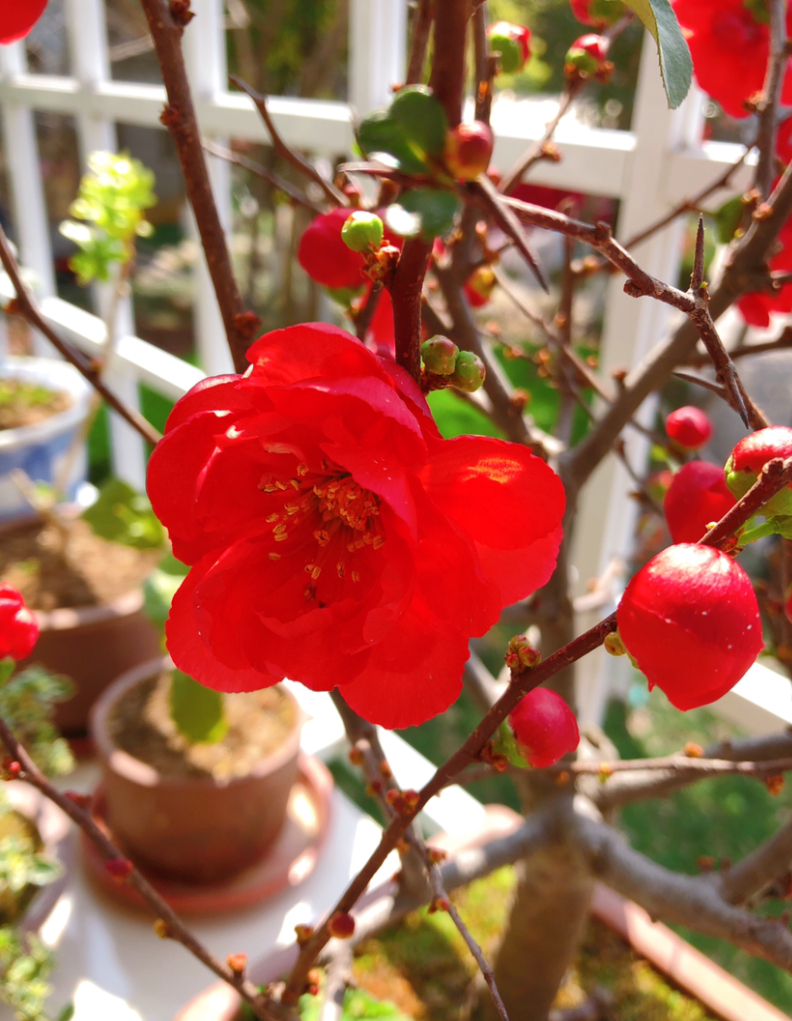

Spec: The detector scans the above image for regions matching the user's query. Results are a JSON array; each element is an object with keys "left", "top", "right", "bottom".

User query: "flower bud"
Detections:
[
  {"left": 451, "top": 351, "right": 486, "bottom": 392},
  {"left": 327, "top": 911, "right": 355, "bottom": 939},
  {"left": 663, "top": 461, "right": 736, "bottom": 544},
  {"left": 603, "top": 632, "right": 627, "bottom": 657},
  {"left": 505, "top": 634, "right": 541, "bottom": 670},
  {"left": 105, "top": 857, "right": 134, "bottom": 883},
  {"left": 618, "top": 544, "right": 763, "bottom": 710},
  {"left": 227, "top": 952, "right": 247, "bottom": 975},
  {"left": 487, "top": 21, "right": 531, "bottom": 74},
  {"left": 421, "top": 336, "right": 459, "bottom": 375},
  {"left": 665, "top": 406, "right": 712, "bottom": 450},
  {"left": 725, "top": 427, "right": 792, "bottom": 518},
  {"left": 0, "top": 585, "right": 38, "bottom": 661},
  {"left": 341, "top": 211, "right": 384, "bottom": 253},
  {"left": 509, "top": 688, "right": 580, "bottom": 768},
  {"left": 444, "top": 122, "right": 494, "bottom": 181},
  {"left": 464, "top": 265, "right": 497, "bottom": 308},
  {"left": 0, "top": 0, "right": 47, "bottom": 44},
  {"left": 565, "top": 34, "right": 607, "bottom": 75}
]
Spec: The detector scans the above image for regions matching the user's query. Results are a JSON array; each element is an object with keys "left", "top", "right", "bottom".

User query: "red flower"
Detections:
[
  {"left": 673, "top": 0, "right": 792, "bottom": 119},
  {"left": 0, "top": 585, "right": 38, "bottom": 660},
  {"left": 663, "top": 461, "right": 736, "bottom": 544},
  {"left": 147, "top": 324, "right": 565, "bottom": 729},
  {"left": 0, "top": 0, "right": 47, "bottom": 45},
  {"left": 725, "top": 425, "right": 792, "bottom": 516},
  {"left": 738, "top": 215, "right": 792, "bottom": 326},
  {"left": 509, "top": 688, "right": 579, "bottom": 767},
  {"left": 618, "top": 544, "right": 762, "bottom": 710}
]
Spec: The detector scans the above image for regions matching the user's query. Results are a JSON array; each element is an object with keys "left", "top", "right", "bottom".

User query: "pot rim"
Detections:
[
  {"left": 0, "top": 357, "right": 92, "bottom": 450},
  {"left": 89, "top": 656, "right": 305, "bottom": 790},
  {"left": 32, "top": 587, "right": 147, "bottom": 630}
]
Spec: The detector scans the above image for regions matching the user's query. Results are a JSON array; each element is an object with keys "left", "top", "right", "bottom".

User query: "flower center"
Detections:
[{"left": 313, "top": 477, "right": 379, "bottom": 532}]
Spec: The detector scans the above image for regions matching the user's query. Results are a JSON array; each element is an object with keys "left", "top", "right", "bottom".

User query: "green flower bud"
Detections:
[
  {"left": 451, "top": 351, "right": 486, "bottom": 392},
  {"left": 421, "top": 335, "right": 459, "bottom": 375},
  {"left": 341, "top": 211, "right": 384, "bottom": 253}
]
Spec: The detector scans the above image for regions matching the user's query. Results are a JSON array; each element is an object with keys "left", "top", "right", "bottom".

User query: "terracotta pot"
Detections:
[
  {"left": 18, "top": 588, "right": 162, "bottom": 737},
  {"left": 90, "top": 659, "right": 303, "bottom": 884}
]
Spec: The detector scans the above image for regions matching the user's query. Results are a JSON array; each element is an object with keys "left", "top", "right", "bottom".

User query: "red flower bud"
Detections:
[
  {"left": 327, "top": 911, "right": 355, "bottom": 939},
  {"left": 570, "top": 0, "right": 623, "bottom": 28},
  {"left": 565, "top": 34, "right": 607, "bottom": 75},
  {"left": 444, "top": 122, "right": 494, "bottom": 182},
  {"left": 665, "top": 406, "right": 712, "bottom": 450},
  {"left": 487, "top": 21, "right": 531, "bottom": 73},
  {"left": 105, "top": 857, "right": 134, "bottom": 882},
  {"left": 663, "top": 461, "right": 736, "bottom": 544},
  {"left": 421, "top": 336, "right": 459, "bottom": 375},
  {"left": 0, "top": 0, "right": 47, "bottom": 44},
  {"left": 509, "top": 688, "right": 580, "bottom": 768},
  {"left": 725, "top": 427, "right": 792, "bottom": 517},
  {"left": 464, "top": 265, "right": 497, "bottom": 308},
  {"left": 227, "top": 952, "right": 247, "bottom": 975},
  {"left": 618, "top": 544, "right": 763, "bottom": 710},
  {"left": 0, "top": 585, "right": 38, "bottom": 660}
]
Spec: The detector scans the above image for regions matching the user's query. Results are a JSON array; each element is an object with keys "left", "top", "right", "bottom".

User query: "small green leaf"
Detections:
[
  {"left": 169, "top": 670, "right": 229, "bottom": 745},
  {"left": 357, "top": 112, "right": 429, "bottom": 176},
  {"left": 617, "top": 0, "right": 692, "bottom": 108},
  {"left": 389, "top": 85, "right": 448, "bottom": 159},
  {"left": 712, "top": 195, "right": 744, "bottom": 245},
  {"left": 82, "top": 478, "right": 166, "bottom": 550},
  {"left": 385, "top": 188, "right": 461, "bottom": 240},
  {"left": 57, "top": 1004, "right": 76, "bottom": 1021}
]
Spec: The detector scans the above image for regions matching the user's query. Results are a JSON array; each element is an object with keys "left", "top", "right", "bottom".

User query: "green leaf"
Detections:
[
  {"left": 616, "top": 0, "right": 692, "bottom": 108},
  {"left": 385, "top": 188, "right": 461, "bottom": 241},
  {"left": 169, "top": 670, "right": 229, "bottom": 745},
  {"left": 57, "top": 1005, "right": 76, "bottom": 1021},
  {"left": 389, "top": 86, "right": 448, "bottom": 159},
  {"left": 357, "top": 111, "right": 429, "bottom": 176},
  {"left": 81, "top": 478, "right": 166, "bottom": 550},
  {"left": 712, "top": 195, "right": 744, "bottom": 245}
]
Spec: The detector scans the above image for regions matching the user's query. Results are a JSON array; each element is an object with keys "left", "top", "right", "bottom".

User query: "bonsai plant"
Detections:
[{"left": 6, "top": 1, "right": 792, "bottom": 1020}]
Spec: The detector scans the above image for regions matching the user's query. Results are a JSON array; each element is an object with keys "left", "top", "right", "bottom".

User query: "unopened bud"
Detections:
[
  {"left": 341, "top": 211, "right": 384, "bottom": 253},
  {"left": 684, "top": 742, "right": 703, "bottom": 758},
  {"left": 105, "top": 857, "right": 134, "bottom": 883},
  {"left": 451, "top": 351, "right": 486, "bottom": 393},
  {"left": 505, "top": 634, "right": 541, "bottom": 671},
  {"left": 428, "top": 896, "right": 450, "bottom": 914},
  {"left": 227, "top": 952, "right": 247, "bottom": 975},
  {"left": 153, "top": 919, "right": 171, "bottom": 939},
  {"left": 603, "top": 632, "right": 627, "bottom": 657},
  {"left": 421, "top": 336, "right": 459, "bottom": 375},
  {"left": 294, "top": 924, "right": 314, "bottom": 945},
  {"left": 327, "top": 911, "right": 356, "bottom": 939}
]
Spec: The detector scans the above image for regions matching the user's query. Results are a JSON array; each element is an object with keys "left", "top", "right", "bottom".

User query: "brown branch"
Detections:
[
  {"left": 499, "top": 89, "right": 579, "bottom": 195},
  {"left": 0, "top": 715, "right": 278, "bottom": 1021},
  {"left": 138, "top": 0, "right": 257, "bottom": 374},
  {"left": 201, "top": 139, "right": 324, "bottom": 213},
  {"left": 473, "top": 176, "right": 549, "bottom": 291},
  {"left": 0, "top": 227, "right": 161, "bottom": 447},
  {"left": 755, "top": 0, "right": 788, "bottom": 199},
  {"left": 671, "top": 370, "right": 727, "bottom": 399},
  {"left": 428, "top": 0, "right": 468, "bottom": 127},
  {"left": 685, "top": 216, "right": 764, "bottom": 429},
  {"left": 230, "top": 77, "right": 347, "bottom": 208},
  {"left": 702, "top": 454, "right": 792, "bottom": 547},
  {"left": 719, "top": 815, "right": 792, "bottom": 906},
  {"left": 572, "top": 813, "right": 792, "bottom": 971},
  {"left": 388, "top": 237, "right": 432, "bottom": 383},
  {"left": 406, "top": 0, "right": 434, "bottom": 86}
]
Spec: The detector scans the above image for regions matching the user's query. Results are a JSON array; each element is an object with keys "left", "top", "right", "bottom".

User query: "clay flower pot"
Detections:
[
  {"left": 89, "top": 659, "right": 304, "bottom": 884},
  {"left": 20, "top": 588, "right": 162, "bottom": 737}
]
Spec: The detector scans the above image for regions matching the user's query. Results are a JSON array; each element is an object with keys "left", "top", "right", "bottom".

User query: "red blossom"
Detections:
[
  {"left": 297, "top": 208, "right": 367, "bottom": 291},
  {"left": 147, "top": 324, "right": 565, "bottom": 729},
  {"left": 663, "top": 461, "right": 736, "bottom": 544},
  {"left": 618, "top": 544, "right": 763, "bottom": 710},
  {"left": 673, "top": 0, "right": 792, "bottom": 119},
  {"left": 0, "top": 0, "right": 47, "bottom": 45},
  {"left": 509, "top": 688, "right": 579, "bottom": 767},
  {"left": 0, "top": 585, "right": 38, "bottom": 660},
  {"left": 738, "top": 216, "right": 792, "bottom": 326}
]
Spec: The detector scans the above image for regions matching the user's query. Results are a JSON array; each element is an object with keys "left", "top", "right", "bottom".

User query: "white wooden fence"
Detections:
[{"left": 1, "top": 0, "right": 787, "bottom": 733}]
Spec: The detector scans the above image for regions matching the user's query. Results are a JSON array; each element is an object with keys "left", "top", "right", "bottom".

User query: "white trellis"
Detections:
[{"left": 0, "top": 0, "right": 782, "bottom": 732}]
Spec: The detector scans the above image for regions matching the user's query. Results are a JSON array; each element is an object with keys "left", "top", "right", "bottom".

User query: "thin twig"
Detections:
[
  {"left": 473, "top": 176, "right": 549, "bottom": 291},
  {"left": 671, "top": 370, "right": 727, "bottom": 398},
  {"left": 405, "top": 0, "right": 433, "bottom": 86},
  {"left": 230, "top": 76, "right": 347, "bottom": 207},
  {"left": 0, "top": 227, "right": 161, "bottom": 447},
  {"left": 755, "top": 0, "right": 788, "bottom": 198},
  {"left": 138, "top": 0, "right": 258, "bottom": 373},
  {"left": 0, "top": 716, "right": 278, "bottom": 1021},
  {"left": 201, "top": 139, "right": 324, "bottom": 213}
]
